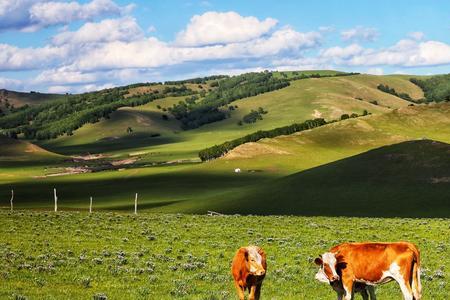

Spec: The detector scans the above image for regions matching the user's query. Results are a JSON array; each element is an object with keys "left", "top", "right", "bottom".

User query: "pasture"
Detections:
[{"left": 0, "top": 211, "right": 448, "bottom": 299}]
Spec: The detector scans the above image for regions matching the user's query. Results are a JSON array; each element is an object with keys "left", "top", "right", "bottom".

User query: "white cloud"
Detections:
[
  {"left": 0, "top": 77, "right": 23, "bottom": 90},
  {"left": 0, "top": 43, "right": 69, "bottom": 70},
  {"left": 47, "top": 83, "right": 115, "bottom": 94},
  {"left": 52, "top": 17, "right": 144, "bottom": 45},
  {"left": 175, "top": 11, "right": 278, "bottom": 46},
  {"left": 366, "top": 67, "right": 384, "bottom": 75},
  {"left": 321, "top": 44, "right": 364, "bottom": 59},
  {"left": 408, "top": 31, "right": 425, "bottom": 41},
  {"left": 315, "top": 39, "right": 450, "bottom": 68},
  {"left": 34, "top": 68, "right": 99, "bottom": 85},
  {"left": 341, "top": 26, "right": 379, "bottom": 42},
  {"left": 66, "top": 25, "right": 321, "bottom": 72},
  {"left": 0, "top": 0, "right": 131, "bottom": 32}
]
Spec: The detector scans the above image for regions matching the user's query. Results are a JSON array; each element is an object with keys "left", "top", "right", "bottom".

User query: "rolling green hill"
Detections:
[
  {"left": 210, "top": 102, "right": 450, "bottom": 174},
  {"left": 38, "top": 73, "right": 422, "bottom": 160},
  {"left": 0, "top": 136, "right": 61, "bottom": 161},
  {"left": 163, "top": 140, "right": 450, "bottom": 217},
  {"left": 0, "top": 89, "right": 62, "bottom": 108}
]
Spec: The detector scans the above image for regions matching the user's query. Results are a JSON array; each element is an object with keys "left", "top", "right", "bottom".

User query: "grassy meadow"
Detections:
[
  {"left": 1, "top": 211, "right": 449, "bottom": 299},
  {"left": 0, "top": 72, "right": 449, "bottom": 299}
]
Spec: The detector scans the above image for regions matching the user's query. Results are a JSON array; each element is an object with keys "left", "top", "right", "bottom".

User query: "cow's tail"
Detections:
[{"left": 410, "top": 246, "right": 422, "bottom": 300}]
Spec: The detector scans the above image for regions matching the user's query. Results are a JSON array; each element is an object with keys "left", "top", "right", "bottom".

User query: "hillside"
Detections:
[
  {"left": 38, "top": 73, "right": 422, "bottom": 160},
  {"left": 166, "top": 140, "right": 450, "bottom": 217},
  {"left": 212, "top": 102, "right": 450, "bottom": 173},
  {"left": 0, "top": 89, "right": 62, "bottom": 108},
  {"left": 0, "top": 136, "right": 61, "bottom": 161}
]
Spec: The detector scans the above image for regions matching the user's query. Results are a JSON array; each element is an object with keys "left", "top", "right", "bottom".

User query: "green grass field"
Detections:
[{"left": 1, "top": 211, "right": 449, "bottom": 299}]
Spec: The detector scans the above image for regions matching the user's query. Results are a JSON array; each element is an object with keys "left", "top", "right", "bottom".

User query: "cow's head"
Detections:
[
  {"left": 244, "top": 246, "right": 266, "bottom": 276},
  {"left": 314, "top": 252, "right": 340, "bottom": 283}
]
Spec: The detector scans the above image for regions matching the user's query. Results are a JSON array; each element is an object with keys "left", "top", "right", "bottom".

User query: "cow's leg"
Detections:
[
  {"left": 393, "top": 276, "right": 413, "bottom": 300},
  {"left": 360, "top": 288, "right": 369, "bottom": 300},
  {"left": 249, "top": 285, "right": 256, "bottom": 300},
  {"left": 341, "top": 280, "right": 354, "bottom": 300},
  {"left": 234, "top": 281, "right": 245, "bottom": 300},
  {"left": 254, "top": 282, "right": 262, "bottom": 300},
  {"left": 336, "top": 290, "right": 344, "bottom": 300},
  {"left": 367, "top": 286, "right": 376, "bottom": 300}
]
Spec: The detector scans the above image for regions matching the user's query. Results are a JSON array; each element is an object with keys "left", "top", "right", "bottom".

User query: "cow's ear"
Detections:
[
  {"left": 314, "top": 257, "right": 323, "bottom": 266},
  {"left": 244, "top": 250, "right": 249, "bottom": 261},
  {"left": 239, "top": 247, "right": 249, "bottom": 261}
]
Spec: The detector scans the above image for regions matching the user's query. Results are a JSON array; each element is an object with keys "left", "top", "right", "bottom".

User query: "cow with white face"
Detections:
[
  {"left": 314, "top": 242, "right": 421, "bottom": 300},
  {"left": 231, "top": 246, "right": 267, "bottom": 300}
]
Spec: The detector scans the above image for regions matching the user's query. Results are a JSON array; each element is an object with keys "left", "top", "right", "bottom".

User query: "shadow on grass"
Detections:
[
  {"left": 0, "top": 169, "right": 274, "bottom": 210},
  {"left": 38, "top": 133, "right": 184, "bottom": 155}
]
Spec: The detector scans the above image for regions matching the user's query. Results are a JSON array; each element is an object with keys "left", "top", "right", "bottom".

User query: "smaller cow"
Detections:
[
  {"left": 231, "top": 246, "right": 266, "bottom": 300},
  {"left": 314, "top": 242, "right": 421, "bottom": 300}
]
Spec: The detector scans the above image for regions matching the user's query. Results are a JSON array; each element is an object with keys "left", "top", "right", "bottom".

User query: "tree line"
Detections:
[
  {"left": 0, "top": 85, "right": 196, "bottom": 140},
  {"left": 169, "top": 72, "right": 290, "bottom": 130},
  {"left": 410, "top": 74, "right": 450, "bottom": 103},
  {"left": 198, "top": 109, "right": 370, "bottom": 161},
  {"left": 164, "top": 75, "right": 229, "bottom": 85},
  {"left": 198, "top": 118, "right": 327, "bottom": 161},
  {"left": 285, "top": 72, "right": 360, "bottom": 82},
  {"left": 377, "top": 84, "right": 413, "bottom": 101}
]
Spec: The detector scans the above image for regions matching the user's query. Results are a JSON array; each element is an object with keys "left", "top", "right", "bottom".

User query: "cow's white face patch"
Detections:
[
  {"left": 315, "top": 268, "right": 330, "bottom": 283},
  {"left": 246, "top": 246, "right": 264, "bottom": 275},
  {"left": 315, "top": 252, "right": 340, "bottom": 282}
]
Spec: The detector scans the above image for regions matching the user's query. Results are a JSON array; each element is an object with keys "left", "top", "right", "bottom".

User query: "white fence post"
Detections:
[
  {"left": 134, "top": 193, "right": 138, "bottom": 215},
  {"left": 54, "top": 188, "right": 58, "bottom": 212},
  {"left": 89, "top": 196, "right": 92, "bottom": 213},
  {"left": 10, "top": 189, "right": 14, "bottom": 212}
]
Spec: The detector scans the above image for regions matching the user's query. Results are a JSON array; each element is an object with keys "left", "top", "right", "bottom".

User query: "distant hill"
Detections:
[
  {"left": 173, "top": 140, "right": 450, "bottom": 217},
  {"left": 0, "top": 89, "right": 62, "bottom": 108},
  {"left": 0, "top": 136, "right": 62, "bottom": 161},
  {"left": 39, "top": 72, "right": 423, "bottom": 158}
]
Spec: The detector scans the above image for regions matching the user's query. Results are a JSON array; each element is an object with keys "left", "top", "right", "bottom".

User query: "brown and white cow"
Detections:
[
  {"left": 314, "top": 242, "right": 421, "bottom": 300},
  {"left": 231, "top": 246, "right": 267, "bottom": 300}
]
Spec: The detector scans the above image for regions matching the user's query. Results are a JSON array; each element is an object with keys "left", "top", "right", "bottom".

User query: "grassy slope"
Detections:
[
  {"left": 2, "top": 103, "right": 449, "bottom": 214},
  {"left": 38, "top": 74, "right": 421, "bottom": 161},
  {"left": 208, "top": 102, "right": 450, "bottom": 174},
  {"left": 0, "top": 211, "right": 448, "bottom": 299},
  {"left": 0, "top": 136, "right": 61, "bottom": 161},
  {"left": 168, "top": 140, "right": 450, "bottom": 217},
  {"left": 0, "top": 89, "right": 63, "bottom": 107}
]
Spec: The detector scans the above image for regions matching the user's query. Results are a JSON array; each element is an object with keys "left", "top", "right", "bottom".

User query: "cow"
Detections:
[
  {"left": 231, "top": 246, "right": 267, "bottom": 300},
  {"left": 314, "top": 242, "right": 421, "bottom": 300}
]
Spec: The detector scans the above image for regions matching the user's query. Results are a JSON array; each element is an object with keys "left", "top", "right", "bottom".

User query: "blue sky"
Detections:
[{"left": 0, "top": 0, "right": 449, "bottom": 93}]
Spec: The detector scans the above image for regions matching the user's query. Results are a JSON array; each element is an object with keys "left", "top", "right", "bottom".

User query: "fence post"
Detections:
[
  {"left": 54, "top": 188, "right": 58, "bottom": 212},
  {"left": 89, "top": 196, "right": 92, "bottom": 213},
  {"left": 10, "top": 189, "right": 14, "bottom": 212},
  {"left": 134, "top": 193, "right": 138, "bottom": 215}
]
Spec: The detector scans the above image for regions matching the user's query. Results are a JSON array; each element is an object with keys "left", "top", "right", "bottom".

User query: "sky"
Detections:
[{"left": 0, "top": 0, "right": 449, "bottom": 93}]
